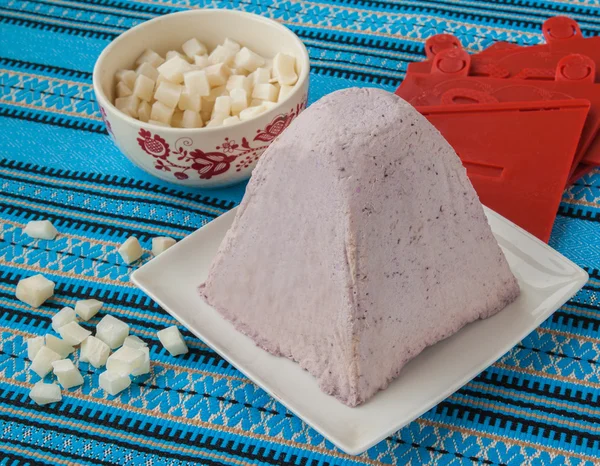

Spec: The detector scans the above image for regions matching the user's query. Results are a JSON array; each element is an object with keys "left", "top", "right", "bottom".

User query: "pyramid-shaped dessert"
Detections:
[{"left": 200, "top": 88, "right": 520, "bottom": 407}]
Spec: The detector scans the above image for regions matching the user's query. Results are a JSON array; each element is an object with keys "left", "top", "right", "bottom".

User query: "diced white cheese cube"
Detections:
[
  {"left": 154, "top": 81, "right": 183, "bottom": 108},
  {"left": 204, "top": 63, "right": 231, "bottom": 87},
  {"left": 157, "top": 56, "right": 192, "bottom": 84},
  {"left": 23, "top": 220, "right": 58, "bottom": 240},
  {"left": 178, "top": 91, "right": 202, "bottom": 112},
  {"left": 99, "top": 370, "right": 131, "bottom": 396},
  {"left": 250, "top": 67, "right": 271, "bottom": 87},
  {"left": 223, "top": 38, "right": 241, "bottom": 53},
  {"left": 136, "top": 62, "right": 159, "bottom": 81},
  {"left": 194, "top": 54, "right": 209, "bottom": 69},
  {"left": 51, "top": 306, "right": 76, "bottom": 332},
  {"left": 106, "top": 346, "right": 145, "bottom": 375},
  {"left": 252, "top": 83, "right": 279, "bottom": 102},
  {"left": 166, "top": 50, "right": 188, "bottom": 62},
  {"left": 151, "top": 236, "right": 176, "bottom": 256},
  {"left": 212, "top": 96, "right": 231, "bottom": 118},
  {"left": 235, "top": 47, "right": 265, "bottom": 72},
  {"left": 208, "top": 45, "right": 236, "bottom": 66},
  {"left": 133, "top": 74, "right": 155, "bottom": 102},
  {"left": 183, "top": 70, "right": 211, "bottom": 97},
  {"left": 226, "top": 75, "right": 252, "bottom": 94},
  {"left": 149, "top": 120, "right": 170, "bottom": 127},
  {"left": 30, "top": 346, "right": 61, "bottom": 378},
  {"left": 52, "top": 359, "right": 84, "bottom": 389},
  {"left": 131, "top": 347, "right": 150, "bottom": 376},
  {"left": 150, "top": 101, "right": 174, "bottom": 125},
  {"left": 157, "top": 325, "right": 188, "bottom": 356},
  {"left": 135, "top": 48, "right": 165, "bottom": 68},
  {"left": 239, "top": 105, "right": 267, "bottom": 121},
  {"left": 230, "top": 88, "right": 248, "bottom": 116},
  {"left": 272, "top": 52, "right": 298, "bottom": 85},
  {"left": 80, "top": 335, "right": 111, "bottom": 368},
  {"left": 171, "top": 110, "right": 184, "bottom": 128},
  {"left": 138, "top": 101, "right": 151, "bottom": 123},
  {"left": 116, "top": 81, "right": 132, "bottom": 98},
  {"left": 278, "top": 84, "right": 295, "bottom": 102},
  {"left": 206, "top": 114, "right": 227, "bottom": 128},
  {"left": 96, "top": 315, "right": 129, "bottom": 349},
  {"left": 230, "top": 67, "right": 250, "bottom": 77},
  {"left": 27, "top": 336, "right": 45, "bottom": 361},
  {"left": 115, "top": 95, "right": 140, "bottom": 118},
  {"left": 205, "top": 86, "right": 227, "bottom": 103},
  {"left": 250, "top": 98, "right": 264, "bottom": 107},
  {"left": 262, "top": 101, "right": 278, "bottom": 111},
  {"left": 123, "top": 335, "right": 147, "bottom": 349},
  {"left": 29, "top": 382, "right": 62, "bottom": 405},
  {"left": 74, "top": 299, "right": 103, "bottom": 321},
  {"left": 182, "top": 38, "right": 208, "bottom": 59},
  {"left": 118, "top": 236, "right": 143, "bottom": 264},
  {"left": 115, "top": 69, "right": 137, "bottom": 89},
  {"left": 58, "top": 321, "right": 91, "bottom": 346},
  {"left": 181, "top": 110, "right": 203, "bottom": 128},
  {"left": 222, "top": 115, "right": 241, "bottom": 126},
  {"left": 16, "top": 274, "right": 55, "bottom": 308},
  {"left": 45, "top": 334, "right": 75, "bottom": 358}
]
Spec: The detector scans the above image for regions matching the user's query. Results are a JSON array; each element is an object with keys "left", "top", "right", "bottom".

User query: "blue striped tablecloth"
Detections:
[{"left": 1, "top": 0, "right": 600, "bottom": 464}]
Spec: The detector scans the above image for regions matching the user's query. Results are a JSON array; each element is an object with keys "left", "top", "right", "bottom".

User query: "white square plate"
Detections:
[{"left": 132, "top": 207, "right": 587, "bottom": 455}]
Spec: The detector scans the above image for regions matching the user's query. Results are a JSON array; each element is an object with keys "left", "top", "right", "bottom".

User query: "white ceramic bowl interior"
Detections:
[{"left": 93, "top": 9, "right": 309, "bottom": 188}]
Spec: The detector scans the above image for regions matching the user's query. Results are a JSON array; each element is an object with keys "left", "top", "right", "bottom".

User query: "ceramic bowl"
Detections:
[{"left": 93, "top": 9, "right": 309, "bottom": 188}]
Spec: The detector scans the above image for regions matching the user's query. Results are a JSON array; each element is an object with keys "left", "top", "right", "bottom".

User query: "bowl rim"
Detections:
[{"left": 92, "top": 8, "right": 310, "bottom": 133}]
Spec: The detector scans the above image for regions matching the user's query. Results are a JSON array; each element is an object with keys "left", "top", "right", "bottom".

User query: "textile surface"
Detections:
[{"left": 1, "top": 0, "right": 600, "bottom": 464}]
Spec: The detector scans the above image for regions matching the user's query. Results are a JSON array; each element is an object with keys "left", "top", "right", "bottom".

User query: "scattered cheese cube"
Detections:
[
  {"left": 151, "top": 237, "right": 176, "bottom": 256},
  {"left": 157, "top": 56, "right": 192, "bottom": 84},
  {"left": 252, "top": 83, "right": 279, "bottom": 102},
  {"left": 182, "top": 38, "right": 208, "bottom": 59},
  {"left": 194, "top": 54, "right": 209, "bottom": 68},
  {"left": 118, "top": 236, "right": 143, "bottom": 264},
  {"left": 212, "top": 96, "right": 231, "bottom": 117},
  {"left": 178, "top": 91, "right": 202, "bottom": 112},
  {"left": 250, "top": 67, "right": 271, "bottom": 86},
  {"left": 135, "top": 48, "right": 164, "bottom": 68},
  {"left": 150, "top": 101, "right": 175, "bottom": 125},
  {"left": 96, "top": 315, "right": 129, "bottom": 349},
  {"left": 45, "top": 334, "right": 75, "bottom": 358},
  {"left": 138, "top": 101, "right": 151, "bottom": 123},
  {"left": 131, "top": 347, "right": 150, "bottom": 376},
  {"left": 204, "top": 63, "right": 231, "bottom": 87},
  {"left": 223, "top": 115, "right": 241, "bottom": 126},
  {"left": 52, "top": 359, "right": 84, "bottom": 389},
  {"left": 106, "top": 346, "right": 145, "bottom": 375},
  {"left": 123, "top": 335, "right": 147, "bottom": 349},
  {"left": 223, "top": 38, "right": 241, "bottom": 53},
  {"left": 80, "top": 335, "right": 111, "bottom": 368},
  {"left": 208, "top": 45, "right": 236, "bottom": 66},
  {"left": 183, "top": 70, "right": 211, "bottom": 97},
  {"left": 157, "top": 325, "right": 188, "bottom": 356},
  {"left": 278, "top": 84, "right": 295, "bottom": 102},
  {"left": 116, "top": 69, "right": 137, "bottom": 88},
  {"left": 99, "top": 370, "right": 131, "bottom": 396},
  {"left": 30, "top": 346, "right": 61, "bottom": 378},
  {"left": 272, "top": 52, "right": 298, "bottom": 85},
  {"left": 16, "top": 274, "right": 55, "bottom": 308},
  {"left": 181, "top": 110, "right": 203, "bottom": 128},
  {"left": 155, "top": 81, "right": 183, "bottom": 108},
  {"left": 51, "top": 306, "right": 77, "bottom": 332},
  {"left": 136, "top": 62, "right": 159, "bottom": 81},
  {"left": 116, "top": 81, "right": 132, "bottom": 98},
  {"left": 27, "top": 336, "right": 45, "bottom": 361},
  {"left": 239, "top": 105, "right": 267, "bottom": 121},
  {"left": 74, "top": 299, "right": 103, "bottom": 321},
  {"left": 115, "top": 95, "right": 140, "bottom": 118},
  {"left": 58, "top": 321, "right": 91, "bottom": 346},
  {"left": 29, "top": 382, "right": 62, "bottom": 405},
  {"left": 23, "top": 220, "right": 58, "bottom": 240},
  {"left": 133, "top": 74, "right": 155, "bottom": 102},
  {"left": 230, "top": 88, "right": 248, "bottom": 116},
  {"left": 235, "top": 47, "right": 265, "bottom": 72}
]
